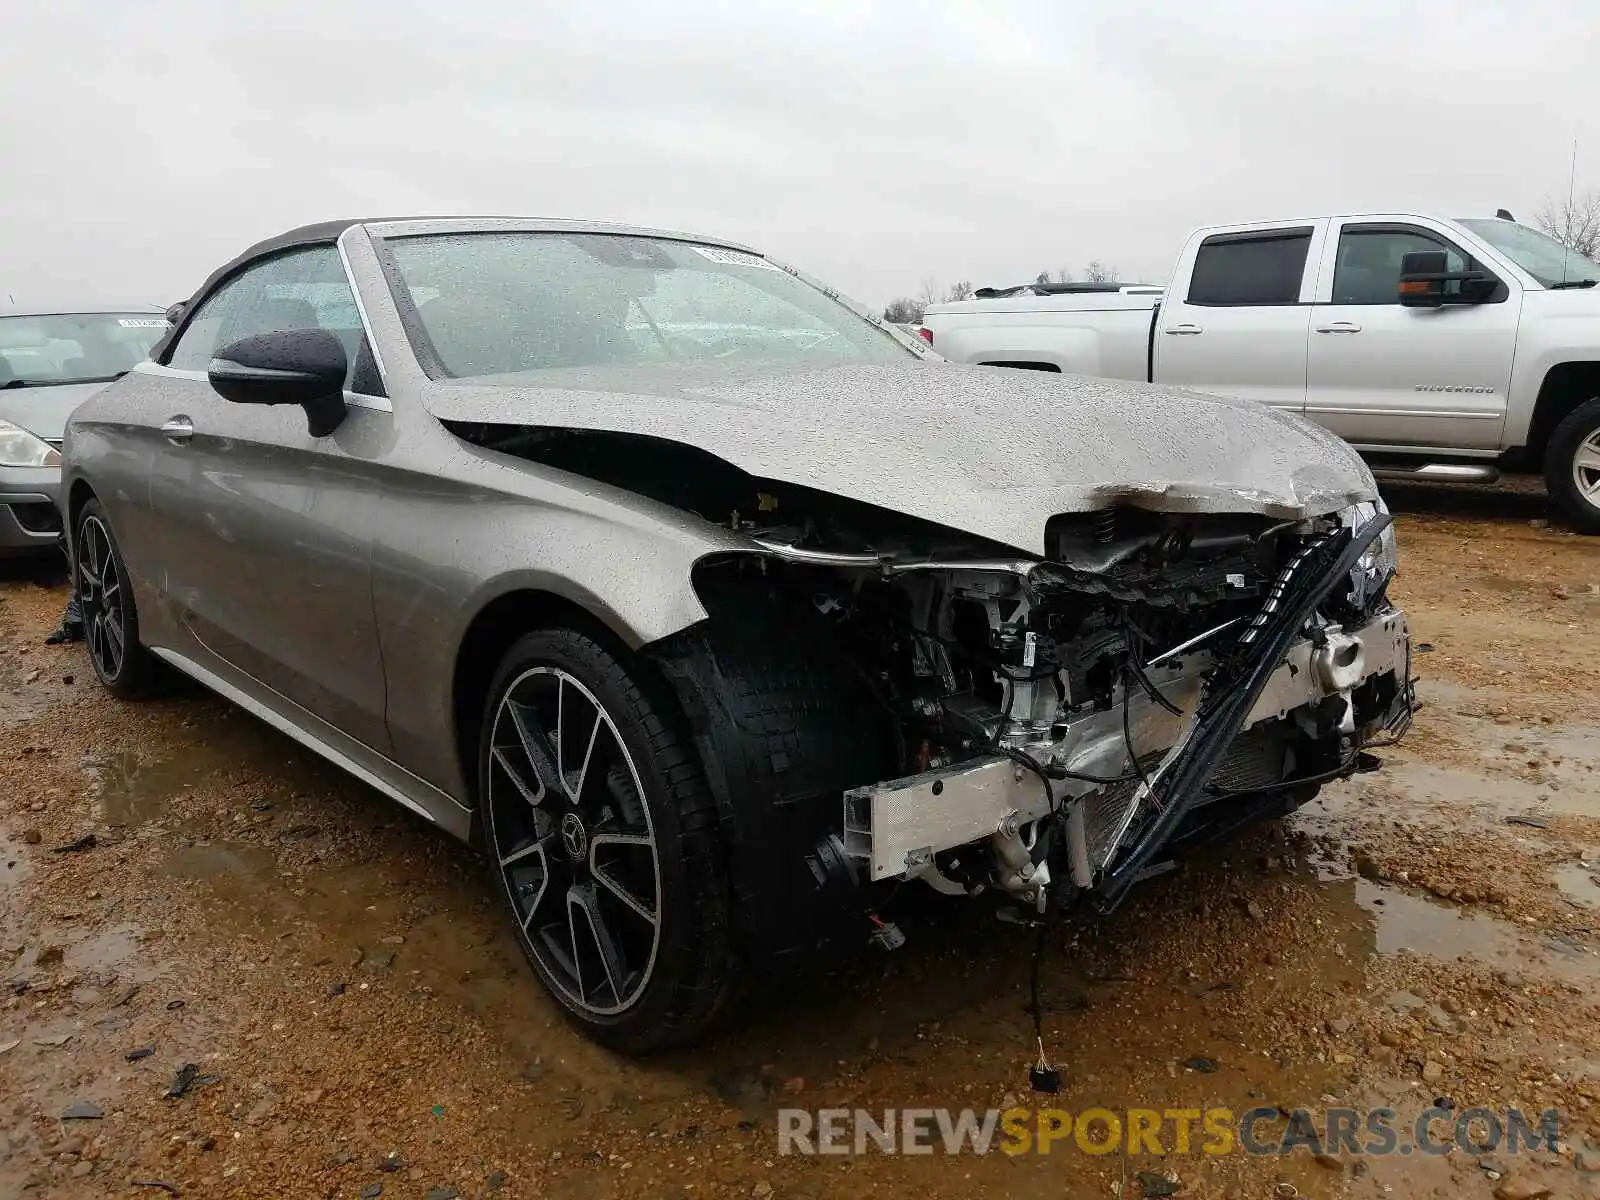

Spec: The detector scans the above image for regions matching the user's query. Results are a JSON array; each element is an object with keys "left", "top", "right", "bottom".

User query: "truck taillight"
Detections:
[{"left": 918, "top": 327, "right": 933, "bottom": 344}]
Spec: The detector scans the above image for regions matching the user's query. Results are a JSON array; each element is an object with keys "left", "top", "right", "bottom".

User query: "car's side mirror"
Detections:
[
  {"left": 208, "top": 329, "right": 349, "bottom": 437},
  {"left": 1398, "top": 250, "right": 1497, "bottom": 308}
]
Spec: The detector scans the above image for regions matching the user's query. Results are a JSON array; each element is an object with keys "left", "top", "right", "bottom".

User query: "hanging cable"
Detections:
[
  {"left": 1125, "top": 650, "right": 1182, "bottom": 716},
  {"left": 1025, "top": 916, "right": 1060, "bottom": 1092},
  {"left": 1120, "top": 666, "right": 1158, "bottom": 800}
]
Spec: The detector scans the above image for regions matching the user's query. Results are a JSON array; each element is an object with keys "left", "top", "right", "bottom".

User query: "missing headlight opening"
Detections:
[{"left": 451, "top": 422, "right": 1412, "bottom": 950}]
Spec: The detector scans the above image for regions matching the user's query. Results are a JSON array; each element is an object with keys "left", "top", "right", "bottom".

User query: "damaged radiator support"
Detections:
[
  {"left": 1092, "top": 511, "right": 1393, "bottom": 912},
  {"left": 831, "top": 510, "right": 1407, "bottom": 919}
]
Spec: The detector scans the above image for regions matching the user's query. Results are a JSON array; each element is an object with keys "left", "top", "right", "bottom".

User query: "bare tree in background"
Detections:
[
  {"left": 1537, "top": 188, "right": 1600, "bottom": 263},
  {"left": 1054, "top": 267, "right": 1075, "bottom": 285},
  {"left": 1083, "top": 259, "right": 1117, "bottom": 284},
  {"left": 1034, "top": 271, "right": 1051, "bottom": 286},
  {"left": 883, "top": 297, "right": 925, "bottom": 324},
  {"left": 919, "top": 276, "right": 942, "bottom": 309},
  {"left": 945, "top": 279, "right": 973, "bottom": 302}
]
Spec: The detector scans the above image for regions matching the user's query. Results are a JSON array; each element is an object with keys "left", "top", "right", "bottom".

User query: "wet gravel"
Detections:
[{"left": 2, "top": 478, "right": 1599, "bottom": 1199}]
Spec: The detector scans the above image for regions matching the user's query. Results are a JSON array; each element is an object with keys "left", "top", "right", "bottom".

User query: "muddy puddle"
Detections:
[
  {"left": 1343, "top": 756, "right": 1600, "bottom": 824},
  {"left": 1, "top": 832, "right": 32, "bottom": 892},
  {"left": 85, "top": 701, "right": 342, "bottom": 829},
  {"left": 1346, "top": 878, "right": 1600, "bottom": 987},
  {"left": 1299, "top": 769, "right": 1600, "bottom": 991},
  {"left": 162, "top": 839, "right": 282, "bottom": 884},
  {"left": 1555, "top": 862, "right": 1600, "bottom": 910}
]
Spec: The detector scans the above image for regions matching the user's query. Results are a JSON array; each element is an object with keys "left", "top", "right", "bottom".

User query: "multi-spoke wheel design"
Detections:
[
  {"left": 1573, "top": 428, "right": 1600, "bottom": 511},
  {"left": 488, "top": 666, "right": 662, "bottom": 1017},
  {"left": 1548, "top": 398, "right": 1600, "bottom": 535},
  {"left": 73, "top": 500, "right": 153, "bottom": 697},
  {"left": 76, "top": 514, "right": 126, "bottom": 683}
]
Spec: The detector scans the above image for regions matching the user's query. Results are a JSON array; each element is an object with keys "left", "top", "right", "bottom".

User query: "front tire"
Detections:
[
  {"left": 74, "top": 500, "right": 156, "bottom": 698},
  {"left": 1545, "top": 397, "right": 1600, "bottom": 534},
  {"left": 478, "top": 628, "right": 733, "bottom": 1052}
]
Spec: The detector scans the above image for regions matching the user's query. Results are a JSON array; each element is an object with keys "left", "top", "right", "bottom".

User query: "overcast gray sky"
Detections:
[{"left": 5, "top": 0, "right": 1598, "bottom": 311}]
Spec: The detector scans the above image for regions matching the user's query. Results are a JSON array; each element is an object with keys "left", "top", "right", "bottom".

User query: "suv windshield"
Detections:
[
  {"left": 0, "top": 313, "right": 169, "bottom": 388},
  {"left": 1458, "top": 219, "right": 1600, "bottom": 288},
  {"left": 380, "top": 232, "right": 913, "bottom": 379}
]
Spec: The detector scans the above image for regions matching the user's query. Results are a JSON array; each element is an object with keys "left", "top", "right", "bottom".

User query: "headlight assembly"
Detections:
[
  {"left": 0, "top": 420, "right": 61, "bottom": 468},
  {"left": 1339, "top": 498, "right": 1398, "bottom": 611}
]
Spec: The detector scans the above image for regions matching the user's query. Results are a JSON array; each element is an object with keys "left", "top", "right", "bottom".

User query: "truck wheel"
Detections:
[
  {"left": 478, "top": 628, "right": 733, "bottom": 1053},
  {"left": 1546, "top": 398, "right": 1600, "bottom": 534}
]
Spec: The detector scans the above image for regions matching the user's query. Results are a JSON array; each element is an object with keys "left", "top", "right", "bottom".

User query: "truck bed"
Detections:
[{"left": 922, "top": 290, "right": 1162, "bottom": 380}]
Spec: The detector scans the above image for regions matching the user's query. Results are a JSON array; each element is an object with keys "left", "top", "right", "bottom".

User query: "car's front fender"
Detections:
[{"left": 371, "top": 475, "right": 741, "bottom": 802}]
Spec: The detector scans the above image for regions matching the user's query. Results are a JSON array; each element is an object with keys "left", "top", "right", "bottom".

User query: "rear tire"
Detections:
[
  {"left": 74, "top": 500, "right": 156, "bottom": 698},
  {"left": 1545, "top": 397, "right": 1600, "bottom": 534},
  {"left": 478, "top": 627, "right": 733, "bottom": 1053}
]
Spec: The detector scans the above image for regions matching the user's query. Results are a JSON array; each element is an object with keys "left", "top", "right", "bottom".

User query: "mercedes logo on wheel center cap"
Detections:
[{"left": 560, "top": 811, "right": 588, "bottom": 862}]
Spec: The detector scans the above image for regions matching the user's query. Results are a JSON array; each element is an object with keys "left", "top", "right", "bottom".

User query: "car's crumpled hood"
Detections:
[
  {"left": 0, "top": 381, "right": 110, "bottom": 441},
  {"left": 422, "top": 360, "right": 1378, "bottom": 555}
]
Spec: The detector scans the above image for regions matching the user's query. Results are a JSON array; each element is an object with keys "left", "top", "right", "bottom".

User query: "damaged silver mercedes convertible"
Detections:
[{"left": 63, "top": 218, "right": 1413, "bottom": 1051}]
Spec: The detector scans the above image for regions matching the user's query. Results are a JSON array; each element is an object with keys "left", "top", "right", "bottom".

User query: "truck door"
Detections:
[
  {"left": 1304, "top": 221, "right": 1519, "bottom": 450},
  {"left": 1152, "top": 223, "right": 1323, "bottom": 413}
]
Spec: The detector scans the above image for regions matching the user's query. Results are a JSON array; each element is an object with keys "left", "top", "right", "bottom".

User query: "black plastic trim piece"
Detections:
[
  {"left": 1145, "top": 301, "right": 1161, "bottom": 382},
  {"left": 1093, "top": 513, "right": 1393, "bottom": 912}
]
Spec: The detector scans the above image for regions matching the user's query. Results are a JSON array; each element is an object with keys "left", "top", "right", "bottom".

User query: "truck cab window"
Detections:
[
  {"left": 1332, "top": 229, "right": 1468, "bottom": 305},
  {"left": 1186, "top": 230, "right": 1312, "bottom": 306}
]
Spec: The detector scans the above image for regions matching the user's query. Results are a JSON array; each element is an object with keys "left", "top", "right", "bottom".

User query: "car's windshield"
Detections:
[
  {"left": 1457, "top": 219, "right": 1600, "bottom": 288},
  {"left": 380, "top": 232, "right": 914, "bottom": 379},
  {"left": 0, "top": 313, "right": 168, "bottom": 388}
]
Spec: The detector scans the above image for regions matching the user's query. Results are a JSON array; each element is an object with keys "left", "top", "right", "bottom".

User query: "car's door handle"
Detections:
[
  {"left": 1314, "top": 322, "right": 1363, "bottom": 334},
  {"left": 160, "top": 416, "right": 194, "bottom": 444},
  {"left": 1164, "top": 323, "right": 1203, "bottom": 335}
]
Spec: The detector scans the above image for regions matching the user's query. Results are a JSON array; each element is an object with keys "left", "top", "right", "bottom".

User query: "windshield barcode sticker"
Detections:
[
  {"left": 690, "top": 246, "right": 781, "bottom": 271},
  {"left": 117, "top": 318, "right": 169, "bottom": 327}
]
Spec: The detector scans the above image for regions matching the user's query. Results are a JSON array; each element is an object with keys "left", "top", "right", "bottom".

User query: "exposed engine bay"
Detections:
[
  {"left": 738, "top": 497, "right": 1411, "bottom": 918},
  {"left": 450, "top": 423, "right": 1414, "bottom": 921}
]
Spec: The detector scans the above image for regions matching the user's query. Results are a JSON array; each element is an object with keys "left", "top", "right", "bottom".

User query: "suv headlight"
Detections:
[
  {"left": 0, "top": 420, "right": 61, "bottom": 468},
  {"left": 1339, "top": 498, "right": 1398, "bottom": 610}
]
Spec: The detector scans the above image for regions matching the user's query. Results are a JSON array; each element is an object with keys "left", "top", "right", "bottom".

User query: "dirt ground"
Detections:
[{"left": 3, "top": 478, "right": 1599, "bottom": 1200}]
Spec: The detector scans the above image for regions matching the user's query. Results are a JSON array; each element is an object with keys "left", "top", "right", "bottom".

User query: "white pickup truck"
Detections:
[{"left": 922, "top": 212, "right": 1600, "bottom": 532}]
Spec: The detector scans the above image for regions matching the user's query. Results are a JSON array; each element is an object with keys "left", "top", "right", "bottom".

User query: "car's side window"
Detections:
[
  {"left": 1186, "top": 229, "right": 1313, "bottom": 306},
  {"left": 1331, "top": 228, "right": 1470, "bottom": 305},
  {"left": 166, "top": 245, "right": 384, "bottom": 394}
]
